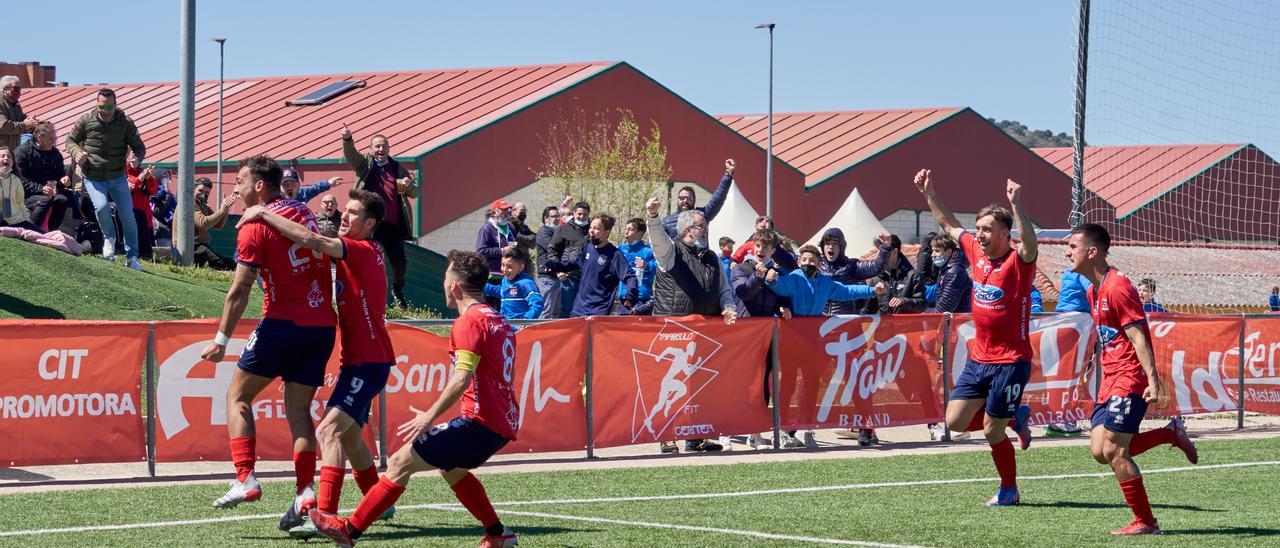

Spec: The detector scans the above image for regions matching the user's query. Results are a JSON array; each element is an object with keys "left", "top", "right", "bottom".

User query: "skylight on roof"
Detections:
[{"left": 286, "top": 80, "right": 364, "bottom": 106}]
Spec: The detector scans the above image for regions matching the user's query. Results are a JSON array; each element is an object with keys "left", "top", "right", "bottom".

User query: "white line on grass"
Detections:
[{"left": 1, "top": 460, "right": 1276, "bottom": 539}]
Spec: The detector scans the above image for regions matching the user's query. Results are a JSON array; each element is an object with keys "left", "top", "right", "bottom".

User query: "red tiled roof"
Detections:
[
  {"left": 716, "top": 108, "right": 963, "bottom": 185},
  {"left": 18, "top": 62, "right": 617, "bottom": 165},
  {"left": 1037, "top": 242, "right": 1280, "bottom": 308},
  {"left": 1032, "top": 144, "right": 1245, "bottom": 218}
]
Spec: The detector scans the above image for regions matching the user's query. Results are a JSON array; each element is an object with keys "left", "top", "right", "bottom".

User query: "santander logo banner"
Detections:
[
  {"left": 949, "top": 312, "right": 1096, "bottom": 425},
  {"left": 778, "top": 315, "right": 945, "bottom": 430}
]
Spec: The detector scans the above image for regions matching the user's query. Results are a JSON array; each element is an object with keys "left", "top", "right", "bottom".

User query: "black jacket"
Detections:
[{"left": 547, "top": 221, "right": 589, "bottom": 279}]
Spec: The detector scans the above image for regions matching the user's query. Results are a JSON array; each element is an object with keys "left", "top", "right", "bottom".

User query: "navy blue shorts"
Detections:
[
  {"left": 237, "top": 318, "right": 335, "bottom": 387},
  {"left": 326, "top": 364, "right": 391, "bottom": 426},
  {"left": 1091, "top": 394, "right": 1149, "bottom": 434},
  {"left": 412, "top": 416, "right": 509, "bottom": 471},
  {"left": 950, "top": 359, "right": 1032, "bottom": 419}
]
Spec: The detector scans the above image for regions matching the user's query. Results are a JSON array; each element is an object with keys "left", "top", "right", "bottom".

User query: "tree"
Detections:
[
  {"left": 989, "top": 118, "right": 1078, "bottom": 148},
  {"left": 535, "top": 108, "right": 672, "bottom": 242}
]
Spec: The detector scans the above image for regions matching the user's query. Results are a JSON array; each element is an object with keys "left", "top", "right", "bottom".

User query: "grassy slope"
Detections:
[
  {"left": 0, "top": 235, "right": 261, "bottom": 321},
  {"left": 0, "top": 437, "right": 1277, "bottom": 546}
]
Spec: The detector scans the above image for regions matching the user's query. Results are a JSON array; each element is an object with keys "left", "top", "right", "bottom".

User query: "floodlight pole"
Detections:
[
  {"left": 175, "top": 0, "right": 196, "bottom": 266},
  {"left": 756, "top": 23, "right": 776, "bottom": 217},
  {"left": 213, "top": 38, "right": 225, "bottom": 199}
]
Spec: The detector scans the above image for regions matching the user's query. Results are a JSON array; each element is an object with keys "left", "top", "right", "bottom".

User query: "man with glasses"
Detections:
[
  {"left": 535, "top": 205, "right": 564, "bottom": 319},
  {"left": 66, "top": 88, "right": 147, "bottom": 270},
  {"left": 0, "top": 76, "right": 38, "bottom": 154},
  {"left": 660, "top": 159, "right": 735, "bottom": 238}
]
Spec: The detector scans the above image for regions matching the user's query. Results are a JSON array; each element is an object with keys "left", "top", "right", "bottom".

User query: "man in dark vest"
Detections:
[
  {"left": 644, "top": 196, "right": 738, "bottom": 454},
  {"left": 342, "top": 124, "right": 420, "bottom": 309}
]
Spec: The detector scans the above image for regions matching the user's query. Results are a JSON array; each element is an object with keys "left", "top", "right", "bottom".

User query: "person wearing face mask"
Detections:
[
  {"left": 542, "top": 213, "right": 637, "bottom": 317},
  {"left": 0, "top": 145, "right": 40, "bottom": 232},
  {"left": 929, "top": 232, "right": 972, "bottom": 314},
  {"left": 546, "top": 201, "right": 593, "bottom": 318},
  {"left": 617, "top": 217, "right": 657, "bottom": 315},
  {"left": 476, "top": 199, "right": 516, "bottom": 278},
  {"left": 646, "top": 196, "right": 738, "bottom": 454},
  {"left": 765, "top": 245, "right": 875, "bottom": 318},
  {"left": 535, "top": 205, "right": 564, "bottom": 319},
  {"left": 0, "top": 75, "right": 39, "bottom": 154},
  {"left": 507, "top": 201, "right": 536, "bottom": 253},
  {"left": 342, "top": 124, "right": 419, "bottom": 309}
]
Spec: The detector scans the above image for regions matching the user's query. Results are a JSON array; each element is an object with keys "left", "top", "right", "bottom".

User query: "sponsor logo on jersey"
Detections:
[{"left": 974, "top": 283, "right": 1004, "bottom": 303}]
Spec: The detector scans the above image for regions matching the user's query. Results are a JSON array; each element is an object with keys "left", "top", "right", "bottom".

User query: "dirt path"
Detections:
[{"left": 3, "top": 414, "right": 1276, "bottom": 496}]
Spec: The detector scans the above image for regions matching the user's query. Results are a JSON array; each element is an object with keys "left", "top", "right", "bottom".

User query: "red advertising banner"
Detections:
[
  {"left": 588, "top": 316, "right": 772, "bottom": 448},
  {"left": 949, "top": 313, "right": 1097, "bottom": 426},
  {"left": 0, "top": 321, "right": 147, "bottom": 466},
  {"left": 1240, "top": 316, "right": 1280, "bottom": 416},
  {"left": 1147, "top": 314, "right": 1245, "bottom": 416},
  {"left": 380, "top": 321, "right": 589, "bottom": 455},
  {"left": 778, "top": 314, "right": 946, "bottom": 430},
  {"left": 152, "top": 320, "right": 369, "bottom": 462}
]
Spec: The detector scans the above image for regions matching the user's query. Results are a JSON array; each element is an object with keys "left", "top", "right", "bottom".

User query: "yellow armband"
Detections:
[{"left": 454, "top": 350, "right": 480, "bottom": 372}]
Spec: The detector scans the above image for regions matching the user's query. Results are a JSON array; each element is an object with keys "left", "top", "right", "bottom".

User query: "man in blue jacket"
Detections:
[
  {"left": 1271, "top": 286, "right": 1279, "bottom": 312},
  {"left": 661, "top": 159, "right": 735, "bottom": 238},
  {"left": 483, "top": 247, "right": 544, "bottom": 320},
  {"left": 544, "top": 213, "right": 638, "bottom": 317},
  {"left": 618, "top": 217, "right": 656, "bottom": 314},
  {"left": 281, "top": 168, "right": 344, "bottom": 204},
  {"left": 766, "top": 244, "right": 875, "bottom": 316}
]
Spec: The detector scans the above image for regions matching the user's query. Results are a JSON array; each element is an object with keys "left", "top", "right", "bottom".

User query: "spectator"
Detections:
[
  {"left": 65, "top": 88, "right": 146, "bottom": 271},
  {"left": 0, "top": 146, "right": 40, "bottom": 231},
  {"left": 1137, "top": 278, "right": 1167, "bottom": 313},
  {"left": 315, "top": 194, "right": 341, "bottom": 237},
  {"left": 660, "top": 159, "right": 735, "bottom": 238},
  {"left": 544, "top": 213, "right": 637, "bottom": 317},
  {"left": 817, "top": 228, "right": 890, "bottom": 315},
  {"left": 0, "top": 76, "right": 38, "bottom": 154},
  {"left": 618, "top": 217, "right": 656, "bottom": 315},
  {"left": 476, "top": 199, "right": 516, "bottom": 277},
  {"left": 508, "top": 201, "right": 537, "bottom": 253},
  {"left": 16, "top": 122, "right": 73, "bottom": 232},
  {"left": 341, "top": 125, "right": 419, "bottom": 309},
  {"left": 193, "top": 177, "right": 236, "bottom": 270},
  {"left": 545, "top": 201, "right": 592, "bottom": 318},
  {"left": 931, "top": 233, "right": 972, "bottom": 314},
  {"left": 765, "top": 245, "right": 875, "bottom": 316},
  {"left": 126, "top": 154, "right": 157, "bottom": 260},
  {"left": 866, "top": 234, "right": 921, "bottom": 314},
  {"left": 916, "top": 232, "right": 940, "bottom": 288},
  {"left": 1030, "top": 287, "right": 1044, "bottom": 313},
  {"left": 281, "top": 169, "right": 343, "bottom": 203},
  {"left": 1271, "top": 286, "right": 1279, "bottom": 312},
  {"left": 732, "top": 229, "right": 792, "bottom": 319},
  {"left": 1057, "top": 268, "right": 1092, "bottom": 313},
  {"left": 731, "top": 216, "right": 773, "bottom": 263},
  {"left": 150, "top": 174, "right": 177, "bottom": 243},
  {"left": 718, "top": 236, "right": 735, "bottom": 281},
  {"left": 483, "top": 247, "right": 544, "bottom": 320},
  {"left": 646, "top": 197, "right": 738, "bottom": 453},
  {"left": 535, "top": 205, "right": 563, "bottom": 319}
]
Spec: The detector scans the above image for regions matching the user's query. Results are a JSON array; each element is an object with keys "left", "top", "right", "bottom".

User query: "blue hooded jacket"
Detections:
[
  {"left": 765, "top": 268, "right": 875, "bottom": 316},
  {"left": 483, "top": 272, "right": 544, "bottom": 319},
  {"left": 1057, "top": 270, "right": 1092, "bottom": 312}
]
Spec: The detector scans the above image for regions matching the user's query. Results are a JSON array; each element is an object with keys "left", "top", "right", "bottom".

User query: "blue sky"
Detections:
[{"left": 8, "top": 1, "right": 1276, "bottom": 151}]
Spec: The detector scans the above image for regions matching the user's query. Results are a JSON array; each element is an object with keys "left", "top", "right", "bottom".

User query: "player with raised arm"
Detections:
[
  {"left": 914, "top": 169, "right": 1036, "bottom": 507},
  {"left": 1066, "top": 223, "right": 1198, "bottom": 535},
  {"left": 200, "top": 156, "right": 337, "bottom": 526},
  {"left": 309, "top": 250, "right": 520, "bottom": 548},
  {"left": 237, "top": 188, "right": 399, "bottom": 536}
]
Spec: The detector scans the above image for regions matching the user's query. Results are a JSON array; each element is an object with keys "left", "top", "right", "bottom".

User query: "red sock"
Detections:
[
  {"left": 990, "top": 437, "right": 1017, "bottom": 488},
  {"left": 293, "top": 451, "right": 317, "bottom": 494},
  {"left": 318, "top": 466, "right": 344, "bottom": 514},
  {"left": 1128, "top": 427, "right": 1175, "bottom": 457},
  {"left": 350, "top": 477, "right": 405, "bottom": 532},
  {"left": 966, "top": 413, "right": 985, "bottom": 432},
  {"left": 353, "top": 465, "right": 380, "bottom": 495},
  {"left": 1119, "top": 476, "right": 1157, "bottom": 526},
  {"left": 450, "top": 473, "right": 500, "bottom": 529},
  {"left": 229, "top": 436, "right": 255, "bottom": 482}
]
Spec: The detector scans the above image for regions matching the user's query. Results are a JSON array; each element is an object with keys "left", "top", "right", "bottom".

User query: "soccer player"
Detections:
[
  {"left": 237, "top": 189, "right": 398, "bottom": 536},
  {"left": 1066, "top": 223, "right": 1199, "bottom": 535},
  {"left": 200, "top": 156, "right": 336, "bottom": 520},
  {"left": 310, "top": 250, "right": 520, "bottom": 548},
  {"left": 914, "top": 169, "right": 1036, "bottom": 506}
]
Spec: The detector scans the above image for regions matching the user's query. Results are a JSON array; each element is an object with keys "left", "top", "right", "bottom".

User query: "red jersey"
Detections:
[
  {"left": 960, "top": 231, "right": 1035, "bottom": 363},
  {"left": 236, "top": 197, "right": 336, "bottom": 328},
  {"left": 1088, "top": 269, "right": 1151, "bottom": 403},
  {"left": 335, "top": 237, "right": 393, "bottom": 364},
  {"left": 451, "top": 303, "right": 520, "bottom": 440}
]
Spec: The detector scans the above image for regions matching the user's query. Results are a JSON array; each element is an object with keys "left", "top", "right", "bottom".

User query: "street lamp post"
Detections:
[
  {"left": 755, "top": 23, "right": 775, "bottom": 217},
  {"left": 212, "top": 38, "right": 225, "bottom": 199}
]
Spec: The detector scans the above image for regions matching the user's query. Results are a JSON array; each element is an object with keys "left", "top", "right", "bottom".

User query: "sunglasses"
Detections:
[
  {"left": 677, "top": 195, "right": 695, "bottom": 202},
  {"left": 97, "top": 104, "right": 116, "bottom": 112}
]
